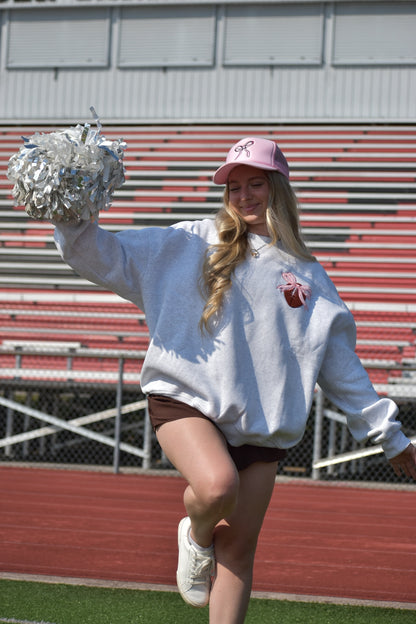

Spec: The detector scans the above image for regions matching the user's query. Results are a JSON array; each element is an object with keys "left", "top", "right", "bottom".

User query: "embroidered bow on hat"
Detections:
[{"left": 278, "top": 272, "right": 311, "bottom": 309}]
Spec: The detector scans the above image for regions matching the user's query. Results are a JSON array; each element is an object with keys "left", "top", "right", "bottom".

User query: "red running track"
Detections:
[{"left": 1, "top": 466, "right": 415, "bottom": 604}]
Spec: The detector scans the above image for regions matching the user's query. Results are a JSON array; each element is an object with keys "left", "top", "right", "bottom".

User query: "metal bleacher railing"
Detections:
[{"left": 1, "top": 123, "right": 416, "bottom": 480}]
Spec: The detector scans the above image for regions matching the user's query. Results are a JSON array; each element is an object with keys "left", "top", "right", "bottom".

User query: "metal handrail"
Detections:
[{"left": 312, "top": 364, "right": 416, "bottom": 479}]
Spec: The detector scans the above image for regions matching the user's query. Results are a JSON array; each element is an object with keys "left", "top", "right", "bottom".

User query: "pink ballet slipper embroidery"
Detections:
[{"left": 278, "top": 272, "right": 311, "bottom": 309}]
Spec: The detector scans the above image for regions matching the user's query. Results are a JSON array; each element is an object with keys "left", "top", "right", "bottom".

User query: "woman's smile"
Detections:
[{"left": 227, "top": 165, "right": 270, "bottom": 235}]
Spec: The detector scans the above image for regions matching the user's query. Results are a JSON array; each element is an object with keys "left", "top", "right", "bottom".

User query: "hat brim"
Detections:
[{"left": 213, "top": 161, "right": 287, "bottom": 185}]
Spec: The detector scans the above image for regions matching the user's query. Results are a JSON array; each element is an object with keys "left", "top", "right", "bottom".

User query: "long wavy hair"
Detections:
[{"left": 199, "top": 171, "right": 315, "bottom": 332}]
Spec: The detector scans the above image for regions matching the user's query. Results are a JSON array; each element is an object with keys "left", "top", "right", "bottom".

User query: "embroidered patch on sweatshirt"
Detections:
[{"left": 277, "top": 272, "right": 312, "bottom": 308}]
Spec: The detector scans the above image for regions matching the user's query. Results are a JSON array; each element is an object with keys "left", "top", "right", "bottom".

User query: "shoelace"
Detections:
[{"left": 188, "top": 549, "right": 214, "bottom": 584}]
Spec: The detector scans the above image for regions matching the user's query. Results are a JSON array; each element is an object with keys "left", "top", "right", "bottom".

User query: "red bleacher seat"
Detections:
[{"left": 1, "top": 123, "right": 416, "bottom": 387}]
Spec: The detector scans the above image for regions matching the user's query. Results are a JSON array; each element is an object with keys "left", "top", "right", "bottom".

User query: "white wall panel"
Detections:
[
  {"left": 224, "top": 3, "right": 323, "bottom": 66},
  {"left": 0, "top": 63, "right": 415, "bottom": 121},
  {"left": 0, "top": 1, "right": 415, "bottom": 122},
  {"left": 118, "top": 6, "right": 216, "bottom": 67},
  {"left": 333, "top": 1, "right": 416, "bottom": 65},
  {"left": 7, "top": 8, "right": 110, "bottom": 68}
]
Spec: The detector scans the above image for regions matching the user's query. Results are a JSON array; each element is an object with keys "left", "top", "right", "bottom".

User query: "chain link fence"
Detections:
[{"left": 1, "top": 351, "right": 415, "bottom": 485}]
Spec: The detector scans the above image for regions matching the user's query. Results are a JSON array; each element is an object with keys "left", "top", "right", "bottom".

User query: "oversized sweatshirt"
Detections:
[{"left": 54, "top": 218, "right": 410, "bottom": 459}]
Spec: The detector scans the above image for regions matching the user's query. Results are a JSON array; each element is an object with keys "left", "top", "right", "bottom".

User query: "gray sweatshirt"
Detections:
[{"left": 54, "top": 218, "right": 410, "bottom": 459}]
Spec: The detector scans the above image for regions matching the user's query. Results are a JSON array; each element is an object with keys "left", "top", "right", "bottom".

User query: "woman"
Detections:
[{"left": 54, "top": 137, "right": 416, "bottom": 623}]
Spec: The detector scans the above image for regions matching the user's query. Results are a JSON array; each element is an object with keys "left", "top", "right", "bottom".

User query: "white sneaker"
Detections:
[{"left": 176, "top": 516, "right": 215, "bottom": 608}]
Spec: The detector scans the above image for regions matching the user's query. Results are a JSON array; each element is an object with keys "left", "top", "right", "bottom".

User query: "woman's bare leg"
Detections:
[
  {"left": 209, "top": 460, "right": 278, "bottom": 624},
  {"left": 157, "top": 416, "right": 278, "bottom": 620},
  {"left": 156, "top": 417, "right": 239, "bottom": 547}
]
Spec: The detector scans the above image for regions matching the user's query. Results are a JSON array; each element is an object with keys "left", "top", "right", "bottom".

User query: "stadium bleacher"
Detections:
[{"left": 1, "top": 123, "right": 416, "bottom": 391}]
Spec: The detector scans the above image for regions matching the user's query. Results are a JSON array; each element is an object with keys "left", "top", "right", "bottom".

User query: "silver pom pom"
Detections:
[{"left": 7, "top": 108, "right": 126, "bottom": 223}]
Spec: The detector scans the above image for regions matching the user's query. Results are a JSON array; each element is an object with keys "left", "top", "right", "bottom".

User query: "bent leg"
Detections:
[
  {"left": 209, "top": 460, "right": 278, "bottom": 624},
  {"left": 156, "top": 417, "right": 239, "bottom": 547}
]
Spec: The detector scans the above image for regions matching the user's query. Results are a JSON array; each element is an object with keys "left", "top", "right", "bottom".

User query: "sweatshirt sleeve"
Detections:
[
  {"left": 317, "top": 308, "right": 410, "bottom": 459},
  {"left": 54, "top": 220, "right": 150, "bottom": 309}
]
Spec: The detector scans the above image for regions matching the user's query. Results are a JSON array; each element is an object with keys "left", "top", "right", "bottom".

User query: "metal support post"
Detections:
[
  {"left": 5, "top": 393, "right": 14, "bottom": 458},
  {"left": 113, "top": 357, "right": 124, "bottom": 474},
  {"left": 142, "top": 401, "right": 152, "bottom": 470},
  {"left": 312, "top": 386, "right": 324, "bottom": 480}
]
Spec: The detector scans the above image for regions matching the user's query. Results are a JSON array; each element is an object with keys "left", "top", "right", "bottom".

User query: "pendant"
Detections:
[{"left": 250, "top": 249, "right": 260, "bottom": 258}]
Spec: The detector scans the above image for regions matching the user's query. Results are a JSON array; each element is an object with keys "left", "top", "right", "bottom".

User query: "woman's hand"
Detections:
[{"left": 389, "top": 443, "right": 416, "bottom": 480}]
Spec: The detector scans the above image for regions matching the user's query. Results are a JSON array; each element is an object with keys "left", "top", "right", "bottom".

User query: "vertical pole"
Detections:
[
  {"left": 142, "top": 400, "right": 152, "bottom": 470},
  {"left": 23, "top": 391, "right": 31, "bottom": 458},
  {"left": 5, "top": 391, "right": 14, "bottom": 458},
  {"left": 113, "top": 357, "right": 124, "bottom": 474},
  {"left": 327, "top": 419, "right": 336, "bottom": 476},
  {"left": 312, "top": 386, "right": 324, "bottom": 480},
  {"left": 339, "top": 424, "right": 348, "bottom": 476}
]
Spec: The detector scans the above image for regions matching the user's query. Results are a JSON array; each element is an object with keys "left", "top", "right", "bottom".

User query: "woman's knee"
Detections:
[{"left": 196, "top": 468, "right": 240, "bottom": 517}]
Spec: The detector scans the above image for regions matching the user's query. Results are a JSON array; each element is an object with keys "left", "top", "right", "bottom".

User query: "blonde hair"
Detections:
[{"left": 199, "top": 171, "right": 315, "bottom": 333}]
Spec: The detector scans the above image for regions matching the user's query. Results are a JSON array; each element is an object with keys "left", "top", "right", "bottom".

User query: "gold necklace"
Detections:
[{"left": 249, "top": 242, "right": 268, "bottom": 258}]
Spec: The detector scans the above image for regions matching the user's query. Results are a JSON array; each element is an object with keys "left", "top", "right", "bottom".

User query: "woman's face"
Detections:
[{"left": 227, "top": 165, "right": 270, "bottom": 236}]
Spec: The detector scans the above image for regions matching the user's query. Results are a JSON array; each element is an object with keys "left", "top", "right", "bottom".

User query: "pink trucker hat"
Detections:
[{"left": 213, "top": 137, "right": 289, "bottom": 184}]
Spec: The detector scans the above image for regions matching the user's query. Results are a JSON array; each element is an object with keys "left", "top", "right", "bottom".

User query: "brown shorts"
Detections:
[{"left": 147, "top": 394, "right": 287, "bottom": 472}]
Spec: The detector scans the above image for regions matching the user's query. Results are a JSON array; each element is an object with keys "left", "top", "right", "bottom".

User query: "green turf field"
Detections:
[{"left": 0, "top": 580, "right": 415, "bottom": 624}]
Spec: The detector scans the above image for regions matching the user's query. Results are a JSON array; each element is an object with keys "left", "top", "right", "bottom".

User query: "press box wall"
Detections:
[{"left": 0, "top": 0, "right": 415, "bottom": 122}]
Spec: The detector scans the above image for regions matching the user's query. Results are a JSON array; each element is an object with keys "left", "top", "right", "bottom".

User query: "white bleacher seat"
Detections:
[{"left": 1, "top": 123, "right": 416, "bottom": 385}]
